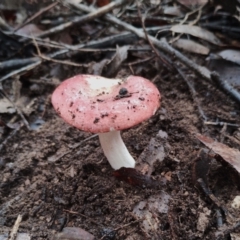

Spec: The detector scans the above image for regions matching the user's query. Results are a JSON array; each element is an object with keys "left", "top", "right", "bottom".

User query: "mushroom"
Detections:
[{"left": 51, "top": 75, "right": 160, "bottom": 170}]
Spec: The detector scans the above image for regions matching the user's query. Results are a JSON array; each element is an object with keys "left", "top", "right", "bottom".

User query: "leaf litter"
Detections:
[
  {"left": 0, "top": 0, "right": 240, "bottom": 239},
  {"left": 196, "top": 133, "right": 240, "bottom": 173}
]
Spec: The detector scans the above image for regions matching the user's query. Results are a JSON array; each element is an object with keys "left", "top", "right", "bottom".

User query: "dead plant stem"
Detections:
[{"left": 36, "top": 0, "right": 127, "bottom": 38}]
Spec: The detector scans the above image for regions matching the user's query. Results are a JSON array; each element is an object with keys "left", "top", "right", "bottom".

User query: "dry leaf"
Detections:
[
  {"left": 177, "top": 0, "right": 208, "bottom": 7},
  {"left": 163, "top": 6, "right": 183, "bottom": 16},
  {"left": 207, "top": 54, "right": 240, "bottom": 88},
  {"left": 64, "top": 0, "right": 82, "bottom": 4},
  {"left": 54, "top": 227, "right": 94, "bottom": 240},
  {"left": 196, "top": 133, "right": 240, "bottom": 173},
  {"left": 217, "top": 49, "right": 240, "bottom": 65},
  {"left": 16, "top": 24, "right": 43, "bottom": 36},
  {"left": 150, "top": 0, "right": 160, "bottom": 5},
  {"left": 0, "top": 98, "right": 15, "bottom": 113},
  {"left": 173, "top": 39, "right": 210, "bottom": 55},
  {"left": 89, "top": 59, "right": 109, "bottom": 76},
  {"left": 231, "top": 196, "right": 240, "bottom": 209},
  {"left": 103, "top": 45, "right": 129, "bottom": 78},
  {"left": 171, "top": 25, "right": 222, "bottom": 45}
]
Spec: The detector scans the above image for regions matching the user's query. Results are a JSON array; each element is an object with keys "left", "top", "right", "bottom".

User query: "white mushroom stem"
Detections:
[{"left": 98, "top": 131, "right": 135, "bottom": 170}]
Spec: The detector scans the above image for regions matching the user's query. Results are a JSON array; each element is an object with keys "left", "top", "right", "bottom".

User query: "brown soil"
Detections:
[{"left": 1, "top": 2, "right": 240, "bottom": 240}]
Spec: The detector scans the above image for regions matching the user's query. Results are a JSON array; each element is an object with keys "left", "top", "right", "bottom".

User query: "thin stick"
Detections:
[
  {"left": 170, "top": 4, "right": 204, "bottom": 44},
  {"left": 74, "top": 3, "right": 240, "bottom": 103},
  {"left": 35, "top": 0, "right": 127, "bottom": 38},
  {"left": 177, "top": 68, "right": 207, "bottom": 121},
  {"left": 0, "top": 16, "right": 12, "bottom": 31},
  {"left": 204, "top": 121, "right": 240, "bottom": 127},
  {"left": 0, "top": 122, "right": 23, "bottom": 152},
  {"left": 179, "top": 4, "right": 205, "bottom": 25},
  {"left": 0, "top": 57, "right": 39, "bottom": 72},
  {"left": 0, "top": 90, "right": 30, "bottom": 130},
  {"left": 197, "top": 178, "right": 229, "bottom": 217},
  {"left": 137, "top": 3, "right": 173, "bottom": 70},
  {"left": 8, "top": 215, "right": 22, "bottom": 240},
  {"left": 14, "top": 2, "right": 58, "bottom": 32},
  {"left": 0, "top": 26, "right": 162, "bottom": 80},
  {"left": 75, "top": 3, "right": 211, "bottom": 81},
  {"left": 211, "top": 72, "right": 240, "bottom": 103},
  {"left": 0, "top": 61, "right": 41, "bottom": 83},
  {"left": 221, "top": 132, "right": 240, "bottom": 146},
  {"left": 32, "top": 38, "right": 89, "bottom": 67}
]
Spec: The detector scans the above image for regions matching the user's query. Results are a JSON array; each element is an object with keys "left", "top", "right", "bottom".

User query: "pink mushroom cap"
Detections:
[{"left": 51, "top": 75, "right": 161, "bottom": 133}]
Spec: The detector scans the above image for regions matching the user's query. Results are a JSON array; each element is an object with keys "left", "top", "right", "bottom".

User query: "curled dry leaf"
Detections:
[
  {"left": 173, "top": 39, "right": 210, "bottom": 55},
  {"left": 171, "top": 25, "right": 222, "bottom": 45},
  {"left": 196, "top": 133, "right": 240, "bottom": 174}
]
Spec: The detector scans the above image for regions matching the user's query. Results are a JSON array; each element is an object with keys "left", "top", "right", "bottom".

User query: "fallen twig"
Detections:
[
  {"left": 14, "top": 2, "right": 58, "bottom": 32},
  {"left": 204, "top": 121, "right": 240, "bottom": 127},
  {"left": 216, "top": 221, "right": 240, "bottom": 240},
  {"left": 0, "top": 90, "right": 30, "bottom": 130},
  {"left": 0, "top": 16, "right": 12, "bottom": 31},
  {"left": 0, "top": 26, "right": 162, "bottom": 82},
  {"left": 75, "top": 3, "right": 211, "bottom": 80},
  {"left": 211, "top": 72, "right": 240, "bottom": 103},
  {"left": 8, "top": 215, "right": 22, "bottom": 240},
  {"left": 177, "top": 68, "right": 208, "bottom": 121},
  {"left": 32, "top": 37, "right": 89, "bottom": 67},
  {"left": 0, "top": 61, "right": 41, "bottom": 83},
  {"left": 75, "top": 3, "right": 240, "bottom": 105},
  {"left": 221, "top": 132, "right": 240, "bottom": 146},
  {"left": 35, "top": 0, "right": 127, "bottom": 38},
  {"left": 197, "top": 178, "right": 229, "bottom": 217},
  {"left": 0, "top": 122, "right": 23, "bottom": 152},
  {"left": 137, "top": 2, "right": 173, "bottom": 71},
  {"left": 0, "top": 57, "right": 38, "bottom": 72}
]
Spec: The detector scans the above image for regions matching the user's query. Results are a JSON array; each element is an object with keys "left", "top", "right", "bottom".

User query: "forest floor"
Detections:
[{"left": 0, "top": 0, "right": 240, "bottom": 239}]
